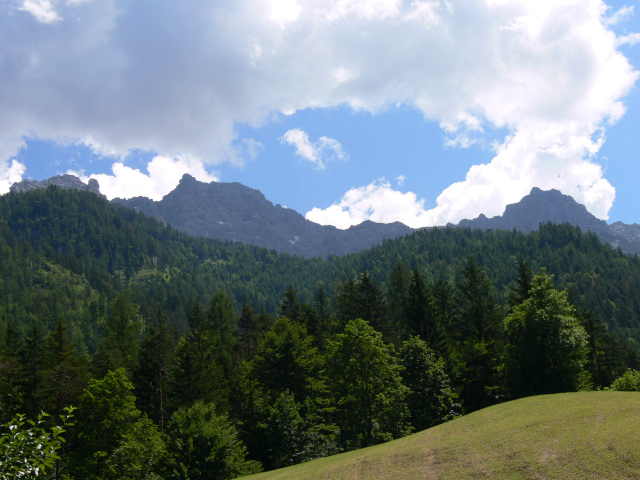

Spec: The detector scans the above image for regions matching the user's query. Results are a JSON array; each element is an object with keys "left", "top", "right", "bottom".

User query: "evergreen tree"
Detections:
[
  {"left": 39, "top": 318, "right": 91, "bottom": 419},
  {"left": 313, "top": 285, "right": 333, "bottom": 345},
  {"left": 508, "top": 259, "right": 533, "bottom": 308},
  {"left": 171, "top": 302, "right": 227, "bottom": 412},
  {"left": 452, "top": 257, "right": 505, "bottom": 412},
  {"left": 237, "top": 299, "right": 260, "bottom": 360},
  {"left": 429, "top": 278, "right": 455, "bottom": 361},
  {"left": 93, "top": 291, "right": 142, "bottom": 378},
  {"left": 279, "top": 286, "right": 301, "bottom": 322},
  {"left": 207, "top": 290, "right": 237, "bottom": 375},
  {"left": 405, "top": 267, "right": 430, "bottom": 341},
  {"left": 18, "top": 321, "right": 46, "bottom": 418},
  {"left": 135, "top": 310, "right": 175, "bottom": 431},
  {"left": 250, "top": 317, "right": 322, "bottom": 404},
  {"left": 335, "top": 277, "right": 362, "bottom": 329},
  {"left": 0, "top": 321, "right": 23, "bottom": 421},
  {"left": 385, "top": 261, "right": 410, "bottom": 344}
]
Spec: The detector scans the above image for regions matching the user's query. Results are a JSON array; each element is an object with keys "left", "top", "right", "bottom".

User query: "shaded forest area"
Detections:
[{"left": 1, "top": 187, "right": 640, "bottom": 479}]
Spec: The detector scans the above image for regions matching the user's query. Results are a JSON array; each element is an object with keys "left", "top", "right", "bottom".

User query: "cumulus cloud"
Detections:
[
  {"left": 280, "top": 129, "right": 347, "bottom": 169},
  {"left": 0, "top": 160, "right": 27, "bottom": 194},
  {"left": 306, "top": 179, "right": 431, "bottom": 228},
  {"left": 75, "top": 155, "right": 218, "bottom": 201},
  {"left": 0, "top": 0, "right": 638, "bottom": 220}
]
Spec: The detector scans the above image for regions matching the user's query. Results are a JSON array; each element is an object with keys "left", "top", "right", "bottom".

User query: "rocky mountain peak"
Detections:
[
  {"left": 9, "top": 174, "right": 105, "bottom": 198},
  {"left": 458, "top": 187, "right": 608, "bottom": 235}
]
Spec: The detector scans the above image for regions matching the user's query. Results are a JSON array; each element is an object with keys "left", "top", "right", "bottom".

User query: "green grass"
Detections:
[{"left": 241, "top": 392, "right": 640, "bottom": 480}]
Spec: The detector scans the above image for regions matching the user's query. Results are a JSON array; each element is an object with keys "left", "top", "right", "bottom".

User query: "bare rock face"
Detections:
[
  {"left": 455, "top": 187, "right": 640, "bottom": 255},
  {"left": 10, "top": 174, "right": 640, "bottom": 257},
  {"left": 114, "top": 174, "right": 413, "bottom": 258},
  {"left": 10, "top": 174, "right": 104, "bottom": 198},
  {"left": 457, "top": 188, "right": 609, "bottom": 234}
]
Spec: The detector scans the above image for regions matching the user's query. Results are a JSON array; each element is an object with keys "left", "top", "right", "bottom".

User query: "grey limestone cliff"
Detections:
[
  {"left": 10, "top": 174, "right": 104, "bottom": 198},
  {"left": 9, "top": 173, "right": 640, "bottom": 257},
  {"left": 455, "top": 187, "right": 640, "bottom": 254},
  {"left": 113, "top": 174, "right": 413, "bottom": 258}
]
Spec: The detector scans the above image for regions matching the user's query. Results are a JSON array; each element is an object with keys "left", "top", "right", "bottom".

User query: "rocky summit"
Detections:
[
  {"left": 455, "top": 187, "right": 640, "bottom": 255},
  {"left": 10, "top": 174, "right": 104, "bottom": 198},
  {"left": 9, "top": 174, "right": 640, "bottom": 256},
  {"left": 113, "top": 174, "right": 413, "bottom": 258}
]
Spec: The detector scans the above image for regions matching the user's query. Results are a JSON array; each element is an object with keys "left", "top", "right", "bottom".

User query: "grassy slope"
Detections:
[{"left": 242, "top": 392, "right": 640, "bottom": 480}]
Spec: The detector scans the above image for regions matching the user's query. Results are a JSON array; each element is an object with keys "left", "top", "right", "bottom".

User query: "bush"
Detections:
[{"left": 610, "top": 369, "right": 640, "bottom": 391}]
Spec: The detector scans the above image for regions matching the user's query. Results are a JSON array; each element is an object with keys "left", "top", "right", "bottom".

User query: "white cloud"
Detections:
[
  {"left": 396, "top": 174, "right": 405, "bottom": 186},
  {"left": 605, "top": 5, "right": 634, "bottom": 26},
  {"left": 0, "top": 0, "right": 638, "bottom": 221},
  {"left": 0, "top": 160, "right": 27, "bottom": 194},
  {"left": 78, "top": 155, "right": 218, "bottom": 201},
  {"left": 19, "top": 0, "right": 62, "bottom": 24},
  {"left": 306, "top": 179, "right": 431, "bottom": 228},
  {"left": 616, "top": 33, "right": 640, "bottom": 46},
  {"left": 280, "top": 129, "right": 347, "bottom": 169}
]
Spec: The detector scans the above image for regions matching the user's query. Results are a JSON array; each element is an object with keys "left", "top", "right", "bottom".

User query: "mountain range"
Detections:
[{"left": 9, "top": 174, "right": 640, "bottom": 257}]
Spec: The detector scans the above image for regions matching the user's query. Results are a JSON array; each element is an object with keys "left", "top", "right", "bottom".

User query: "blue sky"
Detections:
[{"left": 2, "top": 0, "right": 639, "bottom": 227}]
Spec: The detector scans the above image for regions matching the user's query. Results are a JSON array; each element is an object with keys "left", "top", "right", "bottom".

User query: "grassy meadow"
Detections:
[{"left": 241, "top": 391, "right": 640, "bottom": 480}]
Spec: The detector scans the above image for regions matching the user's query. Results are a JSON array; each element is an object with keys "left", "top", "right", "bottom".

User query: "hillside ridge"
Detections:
[{"left": 9, "top": 174, "right": 640, "bottom": 256}]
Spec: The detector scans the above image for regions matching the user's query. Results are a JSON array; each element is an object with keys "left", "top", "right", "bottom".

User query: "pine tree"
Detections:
[
  {"left": 452, "top": 257, "right": 505, "bottom": 412},
  {"left": 39, "top": 318, "right": 91, "bottom": 418},
  {"left": 171, "top": 302, "right": 227, "bottom": 412},
  {"left": 405, "top": 267, "right": 430, "bottom": 341},
  {"left": 279, "top": 286, "right": 301, "bottom": 322},
  {"left": 135, "top": 310, "right": 175, "bottom": 431}
]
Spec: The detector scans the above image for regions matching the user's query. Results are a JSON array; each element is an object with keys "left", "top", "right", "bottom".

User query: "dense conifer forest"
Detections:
[{"left": 2, "top": 186, "right": 640, "bottom": 479}]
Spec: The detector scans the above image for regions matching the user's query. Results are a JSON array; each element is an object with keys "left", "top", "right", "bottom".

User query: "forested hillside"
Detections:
[{"left": 2, "top": 186, "right": 640, "bottom": 479}]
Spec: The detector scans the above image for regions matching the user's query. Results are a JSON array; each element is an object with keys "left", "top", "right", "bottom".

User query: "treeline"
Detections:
[
  {"left": 2, "top": 257, "right": 639, "bottom": 479},
  {"left": 2, "top": 187, "right": 640, "bottom": 477},
  {"left": 2, "top": 187, "right": 640, "bottom": 354}
]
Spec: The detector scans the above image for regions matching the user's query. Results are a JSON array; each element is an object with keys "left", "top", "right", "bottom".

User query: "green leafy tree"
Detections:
[
  {"left": 257, "top": 390, "right": 338, "bottom": 470},
  {"left": 71, "top": 368, "right": 142, "bottom": 478},
  {"left": 504, "top": 269, "right": 589, "bottom": 398},
  {"left": 399, "top": 336, "right": 459, "bottom": 431},
  {"left": 0, "top": 408, "right": 74, "bottom": 479},
  {"left": 166, "top": 401, "right": 261, "bottom": 480},
  {"left": 103, "top": 415, "right": 168, "bottom": 480},
  {"left": 327, "top": 318, "right": 410, "bottom": 450}
]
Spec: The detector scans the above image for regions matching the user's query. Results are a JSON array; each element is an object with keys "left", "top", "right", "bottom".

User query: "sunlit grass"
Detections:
[{"left": 241, "top": 391, "right": 640, "bottom": 480}]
